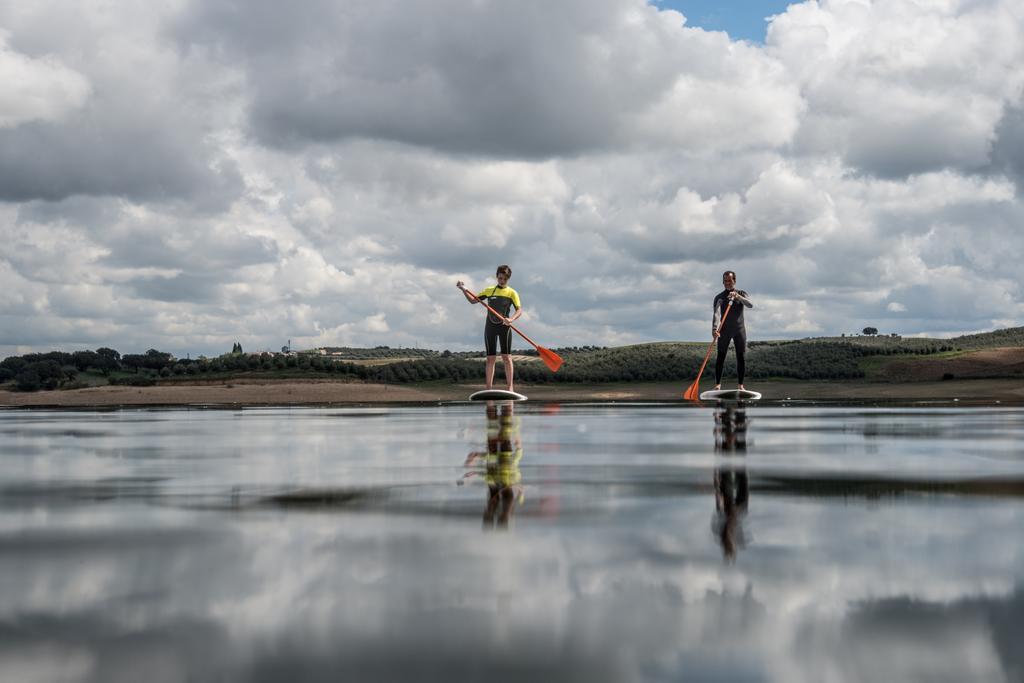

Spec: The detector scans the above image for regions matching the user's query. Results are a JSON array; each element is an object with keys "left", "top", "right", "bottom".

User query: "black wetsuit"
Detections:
[{"left": 713, "top": 289, "right": 753, "bottom": 385}]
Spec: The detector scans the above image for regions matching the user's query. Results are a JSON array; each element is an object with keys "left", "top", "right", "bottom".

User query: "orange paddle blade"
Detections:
[
  {"left": 683, "top": 380, "right": 701, "bottom": 401},
  {"left": 537, "top": 346, "right": 563, "bottom": 372}
]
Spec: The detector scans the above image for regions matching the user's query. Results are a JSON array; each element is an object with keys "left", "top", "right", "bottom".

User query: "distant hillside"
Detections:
[
  {"left": 870, "top": 347, "right": 1024, "bottom": 382},
  {"left": 317, "top": 346, "right": 439, "bottom": 360},
  {"left": 3, "top": 327, "right": 1021, "bottom": 392},
  {"left": 802, "top": 335, "right": 952, "bottom": 351},
  {"left": 808, "top": 327, "right": 1024, "bottom": 351},
  {"left": 950, "top": 327, "right": 1024, "bottom": 349},
  {"left": 370, "top": 337, "right": 957, "bottom": 384}
]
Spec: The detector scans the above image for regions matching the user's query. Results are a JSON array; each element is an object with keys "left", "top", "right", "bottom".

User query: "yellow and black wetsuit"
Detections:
[
  {"left": 484, "top": 405, "right": 523, "bottom": 528},
  {"left": 476, "top": 285, "right": 521, "bottom": 356}
]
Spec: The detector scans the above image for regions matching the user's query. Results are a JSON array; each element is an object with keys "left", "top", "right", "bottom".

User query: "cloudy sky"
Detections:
[{"left": 1, "top": 0, "right": 1023, "bottom": 357}]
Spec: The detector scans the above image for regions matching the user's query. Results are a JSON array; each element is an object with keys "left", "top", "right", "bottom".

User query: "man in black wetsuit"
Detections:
[{"left": 712, "top": 270, "right": 754, "bottom": 391}]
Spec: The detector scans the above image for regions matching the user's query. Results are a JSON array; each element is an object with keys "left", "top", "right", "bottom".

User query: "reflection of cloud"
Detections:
[
  {"left": 1, "top": 407, "right": 1023, "bottom": 680},
  {"left": 806, "top": 588, "right": 1024, "bottom": 683},
  {"left": 1, "top": 502, "right": 1019, "bottom": 682}
]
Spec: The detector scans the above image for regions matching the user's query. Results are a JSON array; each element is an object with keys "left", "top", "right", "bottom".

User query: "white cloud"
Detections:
[
  {"left": 2, "top": 0, "right": 1024, "bottom": 357},
  {"left": 769, "top": 0, "right": 1024, "bottom": 177},
  {"left": 0, "top": 32, "right": 90, "bottom": 128}
]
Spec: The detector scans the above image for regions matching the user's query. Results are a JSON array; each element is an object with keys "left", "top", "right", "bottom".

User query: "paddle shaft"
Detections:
[
  {"left": 686, "top": 300, "right": 733, "bottom": 397},
  {"left": 460, "top": 286, "right": 542, "bottom": 350}
]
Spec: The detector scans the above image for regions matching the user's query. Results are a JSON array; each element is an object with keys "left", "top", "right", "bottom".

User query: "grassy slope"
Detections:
[
  {"left": 6, "top": 328, "right": 1021, "bottom": 394},
  {"left": 852, "top": 327, "right": 1024, "bottom": 381}
]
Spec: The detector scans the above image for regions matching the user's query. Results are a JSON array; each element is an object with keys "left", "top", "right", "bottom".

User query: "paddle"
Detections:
[
  {"left": 459, "top": 285, "right": 563, "bottom": 372},
  {"left": 683, "top": 300, "right": 733, "bottom": 401}
]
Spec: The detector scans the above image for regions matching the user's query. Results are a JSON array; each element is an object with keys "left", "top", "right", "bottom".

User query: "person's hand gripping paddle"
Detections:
[
  {"left": 683, "top": 300, "right": 732, "bottom": 400},
  {"left": 458, "top": 284, "right": 563, "bottom": 372}
]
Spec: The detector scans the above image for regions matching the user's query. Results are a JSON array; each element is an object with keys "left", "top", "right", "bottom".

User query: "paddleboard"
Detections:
[
  {"left": 469, "top": 389, "right": 528, "bottom": 401},
  {"left": 699, "top": 389, "right": 762, "bottom": 401}
]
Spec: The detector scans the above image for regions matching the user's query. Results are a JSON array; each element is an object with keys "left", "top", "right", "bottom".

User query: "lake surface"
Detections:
[{"left": 0, "top": 402, "right": 1022, "bottom": 682}]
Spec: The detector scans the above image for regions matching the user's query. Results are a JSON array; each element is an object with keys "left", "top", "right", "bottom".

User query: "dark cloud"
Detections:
[
  {"left": 15, "top": 196, "right": 122, "bottom": 229},
  {"left": 841, "top": 115, "right": 993, "bottom": 179},
  {"left": 97, "top": 227, "right": 278, "bottom": 273},
  {"left": 174, "top": 0, "right": 630, "bottom": 156},
  {"left": 125, "top": 272, "right": 225, "bottom": 304},
  {"left": 173, "top": 0, "right": 780, "bottom": 158},
  {"left": 0, "top": 99, "right": 243, "bottom": 209},
  {"left": 991, "top": 102, "right": 1024, "bottom": 193}
]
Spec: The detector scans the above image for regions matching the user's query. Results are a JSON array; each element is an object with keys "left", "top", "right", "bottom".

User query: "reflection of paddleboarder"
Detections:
[
  {"left": 457, "top": 265, "right": 523, "bottom": 392},
  {"left": 712, "top": 270, "right": 754, "bottom": 392},
  {"left": 713, "top": 404, "right": 749, "bottom": 562},
  {"left": 461, "top": 402, "right": 523, "bottom": 530}
]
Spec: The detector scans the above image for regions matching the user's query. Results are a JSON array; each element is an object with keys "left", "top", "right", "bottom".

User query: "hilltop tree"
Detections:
[
  {"left": 92, "top": 348, "right": 122, "bottom": 374},
  {"left": 863, "top": 327, "right": 878, "bottom": 336},
  {"left": 96, "top": 347, "right": 121, "bottom": 362}
]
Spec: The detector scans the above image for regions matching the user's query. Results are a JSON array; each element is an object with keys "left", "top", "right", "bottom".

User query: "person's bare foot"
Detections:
[
  {"left": 713, "top": 385, "right": 721, "bottom": 391},
  {"left": 738, "top": 384, "right": 745, "bottom": 391}
]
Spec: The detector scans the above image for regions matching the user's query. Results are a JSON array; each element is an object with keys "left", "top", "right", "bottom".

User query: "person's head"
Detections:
[
  {"left": 496, "top": 265, "right": 512, "bottom": 285},
  {"left": 722, "top": 270, "right": 736, "bottom": 289}
]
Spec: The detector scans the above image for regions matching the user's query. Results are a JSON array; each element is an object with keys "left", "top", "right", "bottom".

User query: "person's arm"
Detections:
[
  {"left": 712, "top": 298, "right": 722, "bottom": 338},
  {"left": 456, "top": 281, "right": 481, "bottom": 304},
  {"left": 729, "top": 290, "right": 753, "bottom": 308},
  {"left": 504, "top": 291, "right": 523, "bottom": 325}
]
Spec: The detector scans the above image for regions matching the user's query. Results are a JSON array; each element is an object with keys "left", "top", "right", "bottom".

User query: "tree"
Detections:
[
  {"left": 91, "top": 348, "right": 121, "bottom": 375},
  {"left": 96, "top": 347, "right": 121, "bottom": 362},
  {"left": 1, "top": 357, "right": 27, "bottom": 374},
  {"left": 144, "top": 349, "right": 174, "bottom": 370},
  {"left": 15, "top": 369, "right": 41, "bottom": 392},
  {"left": 863, "top": 327, "right": 878, "bottom": 336},
  {"left": 71, "top": 350, "right": 99, "bottom": 371}
]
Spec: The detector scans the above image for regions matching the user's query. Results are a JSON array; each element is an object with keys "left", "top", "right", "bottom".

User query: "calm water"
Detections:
[{"left": 1, "top": 402, "right": 1022, "bottom": 682}]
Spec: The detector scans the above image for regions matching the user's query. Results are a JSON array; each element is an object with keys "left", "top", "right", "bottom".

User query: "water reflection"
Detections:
[
  {"left": 713, "top": 404, "right": 750, "bottom": 562},
  {"left": 460, "top": 401, "right": 524, "bottom": 530},
  {"left": 0, "top": 405, "right": 1023, "bottom": 681}
]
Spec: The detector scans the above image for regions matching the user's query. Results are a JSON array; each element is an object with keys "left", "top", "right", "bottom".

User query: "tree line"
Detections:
[{"left": 0, "top": 336, "right": 970, "bottom": 392}]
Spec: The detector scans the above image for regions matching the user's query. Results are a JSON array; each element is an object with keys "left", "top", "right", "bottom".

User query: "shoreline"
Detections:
[{"left": 2, "top": 378, "right": 1023, "bottom": 408}]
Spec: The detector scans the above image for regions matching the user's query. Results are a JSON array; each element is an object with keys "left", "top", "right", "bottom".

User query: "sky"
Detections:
[
  {"left": 654, "top": 1, "right": 795, "bottom": 42},
  {"left": 1, "top": 0, "right": 1023, "bottom": 357}
]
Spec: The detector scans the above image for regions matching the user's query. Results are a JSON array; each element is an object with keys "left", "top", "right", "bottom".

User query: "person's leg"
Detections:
[
  {"left": 501, "top": 354, "right": 514, "bottom": 391},
  {"left": 714, "top": 334, "right": 730, "bottom": 389},
  {"left": 485, "top": 356, "right": 496, "bottom": 389},
  {"left": 484, "top": 323, "right": 498, "bottom": 389},
  {"left": 734, "top": 329, "right": 747, "bottom": 389},
  {"left": 498, "top": 325, "right": 514, "bottom": 391}
]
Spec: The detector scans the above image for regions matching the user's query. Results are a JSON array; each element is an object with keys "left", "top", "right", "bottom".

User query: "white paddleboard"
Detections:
[
  {"left": 699, "top": 389, "right": 762, "bottom": 401},
  {"left": 469, "top": 389, "right": 528, "bottom": 401}
]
